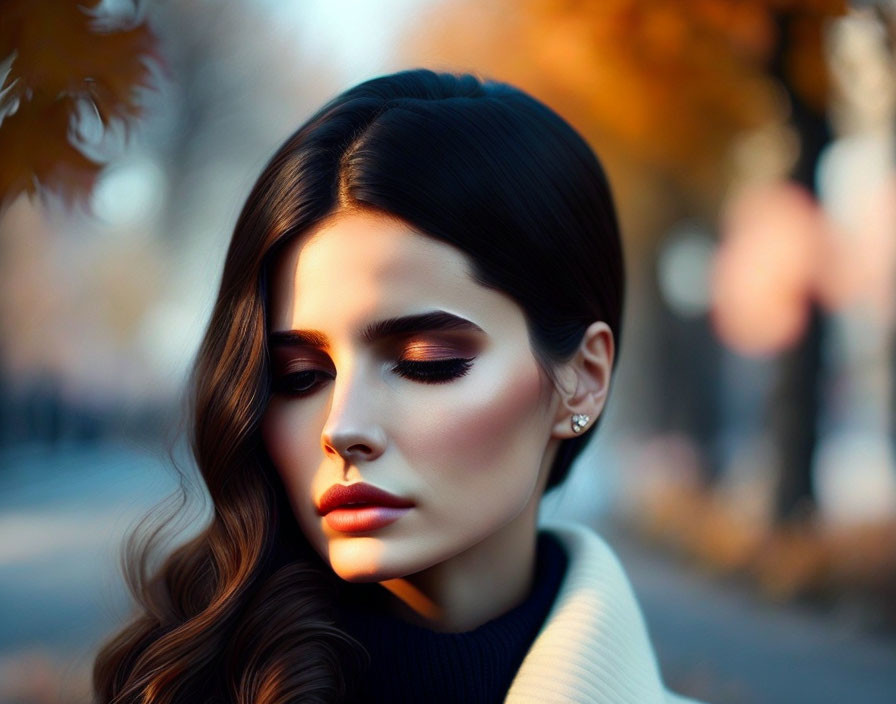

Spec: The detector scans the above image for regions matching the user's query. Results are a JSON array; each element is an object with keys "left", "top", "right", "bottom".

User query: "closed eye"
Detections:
[
  {"left": 392, "top": 358, "right": 474, "bottom": 384},
  {"left": 272, "top": 358, "right": 475, "bottom": 397},
  {"left": 272, "top": 370, "right": 334, "bottom": 396}
]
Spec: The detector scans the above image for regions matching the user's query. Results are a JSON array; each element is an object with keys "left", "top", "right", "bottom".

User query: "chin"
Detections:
[
  {"left": 333, "top": 569, "right": 384, "bottom": 584},
  {"left": 327, "top": 536, "right": 402, "bottom": 583}
]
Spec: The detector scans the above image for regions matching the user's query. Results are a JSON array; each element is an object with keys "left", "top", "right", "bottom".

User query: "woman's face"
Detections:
[{"left": 261, "top": 209, "right": 562, "bottom": 584}]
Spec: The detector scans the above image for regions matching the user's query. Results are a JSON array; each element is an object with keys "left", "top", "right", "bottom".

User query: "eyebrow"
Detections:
[{"left": 269, "top": 310, "right": 485, "bottom": 349}]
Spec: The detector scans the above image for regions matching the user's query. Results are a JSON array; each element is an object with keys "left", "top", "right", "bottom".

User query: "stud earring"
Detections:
[{"left": 571, "top": 413, "right": 590, "bottom": 433}]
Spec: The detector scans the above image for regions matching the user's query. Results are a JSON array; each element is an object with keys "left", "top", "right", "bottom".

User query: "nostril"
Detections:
[
  {"left": 323, "top": 429, "right": 386, "bottom": 462},
  {"left": 322, "top": 441, "right": 371, "bottom": 457}
]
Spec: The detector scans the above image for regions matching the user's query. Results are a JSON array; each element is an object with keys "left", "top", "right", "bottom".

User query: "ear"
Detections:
[{"left": 549, "top": 321, "right": 615, "bottom": 439}]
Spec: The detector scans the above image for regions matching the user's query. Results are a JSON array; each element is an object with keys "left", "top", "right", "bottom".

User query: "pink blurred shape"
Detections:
[{"left": 711, "top": 181, "right": 825, "bottom": 356}]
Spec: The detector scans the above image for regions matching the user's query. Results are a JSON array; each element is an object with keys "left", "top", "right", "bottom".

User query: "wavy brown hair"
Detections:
[{"left": 93, "top": 68, "right": 624, "bottom": 703}]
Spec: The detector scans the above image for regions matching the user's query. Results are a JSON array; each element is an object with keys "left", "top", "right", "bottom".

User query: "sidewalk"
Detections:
[{"left": 603, "top": 521, "right": 896, "bottom": 704}]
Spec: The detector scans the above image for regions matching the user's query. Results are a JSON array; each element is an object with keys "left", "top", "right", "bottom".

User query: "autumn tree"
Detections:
[{"left": 0, "top": 0, "right": 161, "bottom": 209}]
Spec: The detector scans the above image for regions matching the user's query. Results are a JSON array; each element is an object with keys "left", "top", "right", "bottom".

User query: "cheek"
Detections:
[
  {"left": 262, "top": 401, "right": 306, "bottom": 466},
  {"left": 261, "top": 401, "right": 321, "bottom": 515},
  {"left": 399, "top": 356, "right": 549, "bottom": 492}
]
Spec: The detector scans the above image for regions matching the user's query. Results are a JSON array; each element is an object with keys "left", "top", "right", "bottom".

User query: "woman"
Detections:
[{"left": 94, "top": 69, "right": 703, "bottom": 703}]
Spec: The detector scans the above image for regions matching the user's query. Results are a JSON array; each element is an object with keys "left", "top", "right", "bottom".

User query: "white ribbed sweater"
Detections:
[{"left": 505, "top": 521, "right": 705, "bottom": 704}]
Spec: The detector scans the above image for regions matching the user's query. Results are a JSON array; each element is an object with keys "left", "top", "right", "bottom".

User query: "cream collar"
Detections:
[{"left": 505, "top": 520, "right": 703, "bottom": 704}]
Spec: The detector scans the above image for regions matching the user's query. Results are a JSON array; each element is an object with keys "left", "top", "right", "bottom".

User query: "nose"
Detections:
[
  {"left": 323, "top": 429, "right": 386, "bottom": 464},
  {"left": 320, "top": 368, "right": 386, "bottom": 464}
]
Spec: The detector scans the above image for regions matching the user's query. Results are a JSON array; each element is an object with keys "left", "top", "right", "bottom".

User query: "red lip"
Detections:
[{"left": 316, "top": 483, "right": 414, "bottom": 516}]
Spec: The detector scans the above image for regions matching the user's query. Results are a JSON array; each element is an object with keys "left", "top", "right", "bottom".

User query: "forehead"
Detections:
[{"left": 267, "top": 210, "right": 505, "bottom": 333}]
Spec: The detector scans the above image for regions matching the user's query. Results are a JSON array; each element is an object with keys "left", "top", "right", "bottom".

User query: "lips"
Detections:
[{"left": 316, "top": 482, "right": 415, "bottom": 516}]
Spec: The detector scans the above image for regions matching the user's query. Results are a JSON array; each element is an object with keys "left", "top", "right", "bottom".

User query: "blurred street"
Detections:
[
  {"left": 1, "top": 442, "right": 894, "bottom": 704},
  {"left": 0, "top": 440, "right": 196, "bottom": 692},
  {"left": 607, "top": 525, "right": 896, "bottom": 703}
]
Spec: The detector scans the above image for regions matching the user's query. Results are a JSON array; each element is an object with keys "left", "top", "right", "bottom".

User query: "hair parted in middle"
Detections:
[{"left": 258, "top": 68, "right": 624, "bottom": 489}]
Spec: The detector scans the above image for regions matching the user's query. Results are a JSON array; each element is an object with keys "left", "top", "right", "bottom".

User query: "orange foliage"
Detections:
[
  {"left": 407, "top": 0, "right": 846, "bottom": 192},
  {"left": 0, "top": 0, "right": 161, "bottom": 208}
]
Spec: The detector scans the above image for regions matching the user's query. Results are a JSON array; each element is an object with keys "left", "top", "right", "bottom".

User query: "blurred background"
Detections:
[{"left": 1, "top": 0, "right": 895, "bottom": 702}]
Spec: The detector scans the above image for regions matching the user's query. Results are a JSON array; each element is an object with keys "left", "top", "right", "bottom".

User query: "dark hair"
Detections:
[{"left": 93, "top": 68, "right": 624, "bottom": 703}]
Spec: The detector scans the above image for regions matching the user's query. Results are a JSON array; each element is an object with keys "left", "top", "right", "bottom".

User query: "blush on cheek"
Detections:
[{"left": 412, "top": 358, "right": 547, "bottom": 479}]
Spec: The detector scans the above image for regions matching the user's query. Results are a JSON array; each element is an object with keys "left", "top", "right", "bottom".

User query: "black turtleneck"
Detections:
[{"left": 333, "top": 531, "right": 569, "bottom": 704}]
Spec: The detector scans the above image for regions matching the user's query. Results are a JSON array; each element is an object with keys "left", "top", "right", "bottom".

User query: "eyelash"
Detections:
[
  {"left": 392, "top": 357, "right": 474, "bottom": 383},
  {"left": 273, "top": 357, "right": 474, "bottom": 396}
]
